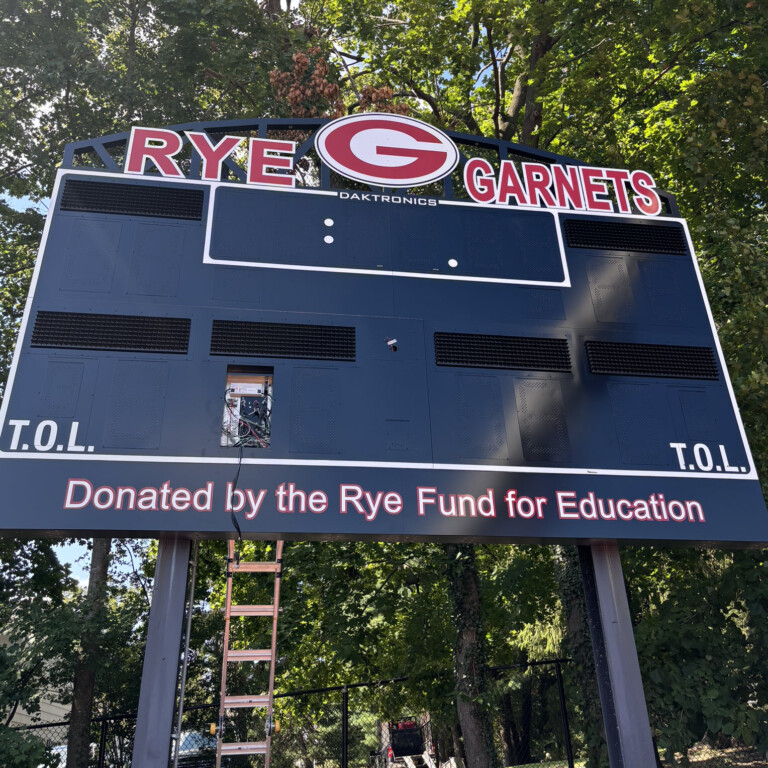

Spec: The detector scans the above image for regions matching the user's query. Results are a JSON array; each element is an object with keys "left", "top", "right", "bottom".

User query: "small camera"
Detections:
[{"left": 386, "top": 337, "right": 398, "bottom": 352}]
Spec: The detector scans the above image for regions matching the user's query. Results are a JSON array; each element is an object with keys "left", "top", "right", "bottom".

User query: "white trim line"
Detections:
[
  {"left": 202, "top": 182, "right": 571, "bottom": 287},
  {"left": 0, "top": 449, "right": 758, "bottom": 479}
]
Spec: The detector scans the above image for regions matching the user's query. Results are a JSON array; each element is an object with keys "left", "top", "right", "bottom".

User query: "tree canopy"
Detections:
[{"left": 1, "top": 0, "right": 767, "bottom": 766}]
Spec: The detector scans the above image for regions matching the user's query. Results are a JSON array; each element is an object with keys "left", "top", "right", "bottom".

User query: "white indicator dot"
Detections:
[
  {"left": 324, "top": 218, "right": 334, "bottom": 227},
  {"left": 324, "top": 235, "right": 334, "bottom": 244},
  {"left": 22, "top": 444, "right": 28, "bottom": 451},
  {"left": 448, "top": 258, "right": 459, "bottom": 268},
  {"left": 740, "top": 466, "right": 747, "bottom": 472},
  {"left": 56, "top": 445, "right": 64, "bottom": 452},
  {"left": 688, "top": 464, "right": 695, "bottom": 470},
  {"left": 87, "top": 446, "right": 94, "bottom": 452},
  {"left": 715, "top": 465, "right": 721, "bottom": 471}
]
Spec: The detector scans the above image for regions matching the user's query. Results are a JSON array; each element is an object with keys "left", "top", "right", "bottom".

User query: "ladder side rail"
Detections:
[{"left": 265, "top": 540, "right": 284, "bottom": 768}]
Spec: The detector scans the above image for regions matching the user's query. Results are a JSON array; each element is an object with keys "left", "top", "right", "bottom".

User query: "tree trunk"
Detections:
[
  {"left": 554, "top": 546, "right": 609, "bottom": 768},
  {"left": 451, "top": 721, "right": 466, "bottom": 764},
  {"left": 520, "top": 33, "right": 554, "bottom": 147},
  {"left": 519, "top": 675, "right": 532, "bottom": 764},
  {"left": 444, "top": 544, "right": 499, "bottom": 768},
  {"left": 66, "top": 537, "right": 112, "bottom": 768},
  {"left": 500, "top": 74, "right": 526, "bottom": 142},
  {"left": 499, "top": 692, "right": 515, "bottom": 765}
]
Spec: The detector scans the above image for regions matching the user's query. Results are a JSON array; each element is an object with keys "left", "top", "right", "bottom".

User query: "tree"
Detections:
[
  {"left": 0, "top": 201, "right": 39, "bottom": 393},
  {"left": 444, "top": 544, "right": 499, "bottom": 768},
  {"left": 299, "top": 1, "right": 768, "bottom": 762},
  {"left": 0, "top": 540, "right": 77, "bottom": 766},
  {"left": 194, "top": 537, "right": 565, "bottom": 767},
  {"left": 66, "top": 538, "right": 111, "bottom": 768},
  {"left": 0, "top": 0, "right": 316, "bottom": 756},
  {"left": 1, "top": 1, "right": 767, "bottom": 765},
  {"left": 620, "top": 546, "right": 768, "bottom": 760}
]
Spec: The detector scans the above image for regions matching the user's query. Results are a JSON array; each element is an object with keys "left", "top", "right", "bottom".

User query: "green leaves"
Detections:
[
  {"left": 0, "top": 200, "right": 41, "bottom": 393},
  {"left": 0, "top": 727, "right": 50, "bottom": 767},
  {"left": 0, "top": 539, "right": 77, "bottom": 734},
  {"left": 623, "top": 547, "right": 768, "bottom": 755},
  {"left": 0, "top": 0, "right": 766, "bottom": 760}
]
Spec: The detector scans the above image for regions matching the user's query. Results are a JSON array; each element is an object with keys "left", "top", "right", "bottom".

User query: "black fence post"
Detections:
[
  {"left": 341, "top": 685, "right": 349, "bottom": 768},
  {"left": 555, "top": 662, "right": 575, "bottom": 768},
  {"left": 98, "top": 717, "right": 108, "bottom": 768}
]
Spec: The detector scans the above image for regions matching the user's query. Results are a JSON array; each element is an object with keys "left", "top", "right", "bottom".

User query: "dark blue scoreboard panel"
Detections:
[
  {"left": 1, "top": 171, "right": 766, "bottom": 543},
  {"left": 208, "top": 186, "right": 566, "bottom": 284}
]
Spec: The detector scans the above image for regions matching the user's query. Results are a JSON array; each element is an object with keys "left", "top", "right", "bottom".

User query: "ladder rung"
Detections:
[
  {"left": 226, "top": 648, "right": 272, "bottom": 663},
  {"left": 230, "top": 604, "right": 274, "bottom": 617},
  {"left": 220, "top": 741, "right": 268, "bottom": 755},
  {"left": 232, "top": 561, "right": 280, "bottom": 573},
  {"left": 223, "top": 694, "right": 270, "bottom": 708}
]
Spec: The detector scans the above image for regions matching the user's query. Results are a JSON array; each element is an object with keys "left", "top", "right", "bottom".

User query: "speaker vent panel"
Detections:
[
  {"left": 435, "top": 332, "right": 571, "bottom": 372},
  {"left": 565, "top": 219, "right": 687, "bottom": 254},
  {"left": 586, "top": 341, "right": 718, "bottom": 380},
  {"left": 211, "top": 320, "right": 356, "bottom": 361},
  {"left": 61, "top": 179, "right": 204, "bottom": 220},
  {"left": 31, "top": 311, "right": 190, "bottom": 353}
]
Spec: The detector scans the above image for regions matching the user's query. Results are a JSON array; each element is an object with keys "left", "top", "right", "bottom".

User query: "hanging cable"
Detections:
[{"left": 230, "top": 439, "right": 244, "bottom": 565}]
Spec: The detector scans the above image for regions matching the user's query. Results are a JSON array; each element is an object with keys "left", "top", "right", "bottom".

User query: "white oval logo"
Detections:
[{"left": 314, "top": 113, "right": 459, "bottom": 188}]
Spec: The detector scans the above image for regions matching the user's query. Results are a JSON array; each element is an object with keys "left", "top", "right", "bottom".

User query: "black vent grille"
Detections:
[
  {"left": 564, "top": 219, "right": 687, "bottom": 254},
  {"left": 31, "top": 311, "right": 190, "bottom": 353},
  {"left": 211, "top": 320, "right": 356, "bottom": 361},
  {"left": 435, "top": 332, "right": 571, "bottom": 372},
  {"left": 585, "top": 341, "right": 718, "bottom": 380},
  {"left": 60, "top": 179, "right": 204, "bottom": 220}
]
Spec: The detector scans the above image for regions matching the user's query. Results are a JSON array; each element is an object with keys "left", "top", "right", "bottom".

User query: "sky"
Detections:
[
  {"left": 54, "top": 541, "right": 91, "bottom": 584},
  {"left": 3, "top": 193, "right": 46, "bottom": 213},
  {"left": 52, "top": 540, "right": 154, "bottom": 589}
]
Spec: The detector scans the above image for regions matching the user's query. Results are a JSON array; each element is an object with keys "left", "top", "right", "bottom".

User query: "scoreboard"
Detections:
[{"left": 0, "top": 115, "right": 765, "bottom": 543}]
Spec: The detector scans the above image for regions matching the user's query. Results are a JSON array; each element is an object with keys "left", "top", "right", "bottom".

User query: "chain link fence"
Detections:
[
  {"left": 658, "top": 741, "right": 768, "bottom": 768},
  {"left": 12, "top": 660, "right": 768, "bottom": 767},
  {"left": 11, "top": 662, "right": 576, "bottom": 767}
]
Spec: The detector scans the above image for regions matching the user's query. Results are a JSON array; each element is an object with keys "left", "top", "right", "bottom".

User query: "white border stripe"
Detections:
[
  {"left": 0, "top": 450, "right": 755, "bottom": 479},
  {"left": 202, "top": 182, "right": 571, "bottom": 287},
  {"left": 0, "top": 168, "right": 757, "bottom": 482}
]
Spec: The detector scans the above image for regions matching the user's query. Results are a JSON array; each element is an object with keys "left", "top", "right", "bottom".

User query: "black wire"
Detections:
[
  {"left": 223, "top": 385, "right": 272, "bottom": 562},
  {"left": 229, "top": 405, "right": 245, "bottom": 566}
]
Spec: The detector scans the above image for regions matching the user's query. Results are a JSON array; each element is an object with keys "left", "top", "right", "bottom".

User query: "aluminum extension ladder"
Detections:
[{"left": 216, "top": 540, "right": 284, "bottom": 767}]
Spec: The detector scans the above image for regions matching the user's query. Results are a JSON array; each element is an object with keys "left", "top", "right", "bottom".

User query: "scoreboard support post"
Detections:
[
  {"left": 580, "top": 543, "right": 657, "bottom": 768},
  {"left": 131, "top": 536, "right": 191, "bottom": 768}
]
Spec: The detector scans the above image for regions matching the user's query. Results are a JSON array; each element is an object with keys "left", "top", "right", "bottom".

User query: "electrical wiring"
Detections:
[{"left": 222, "top": 387, "right": 272, "bottom": 449}]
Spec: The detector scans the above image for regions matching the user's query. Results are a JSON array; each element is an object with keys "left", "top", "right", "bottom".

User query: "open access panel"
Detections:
[{"left": 0, "top": 117, "right": 765, "bottom": 544}]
